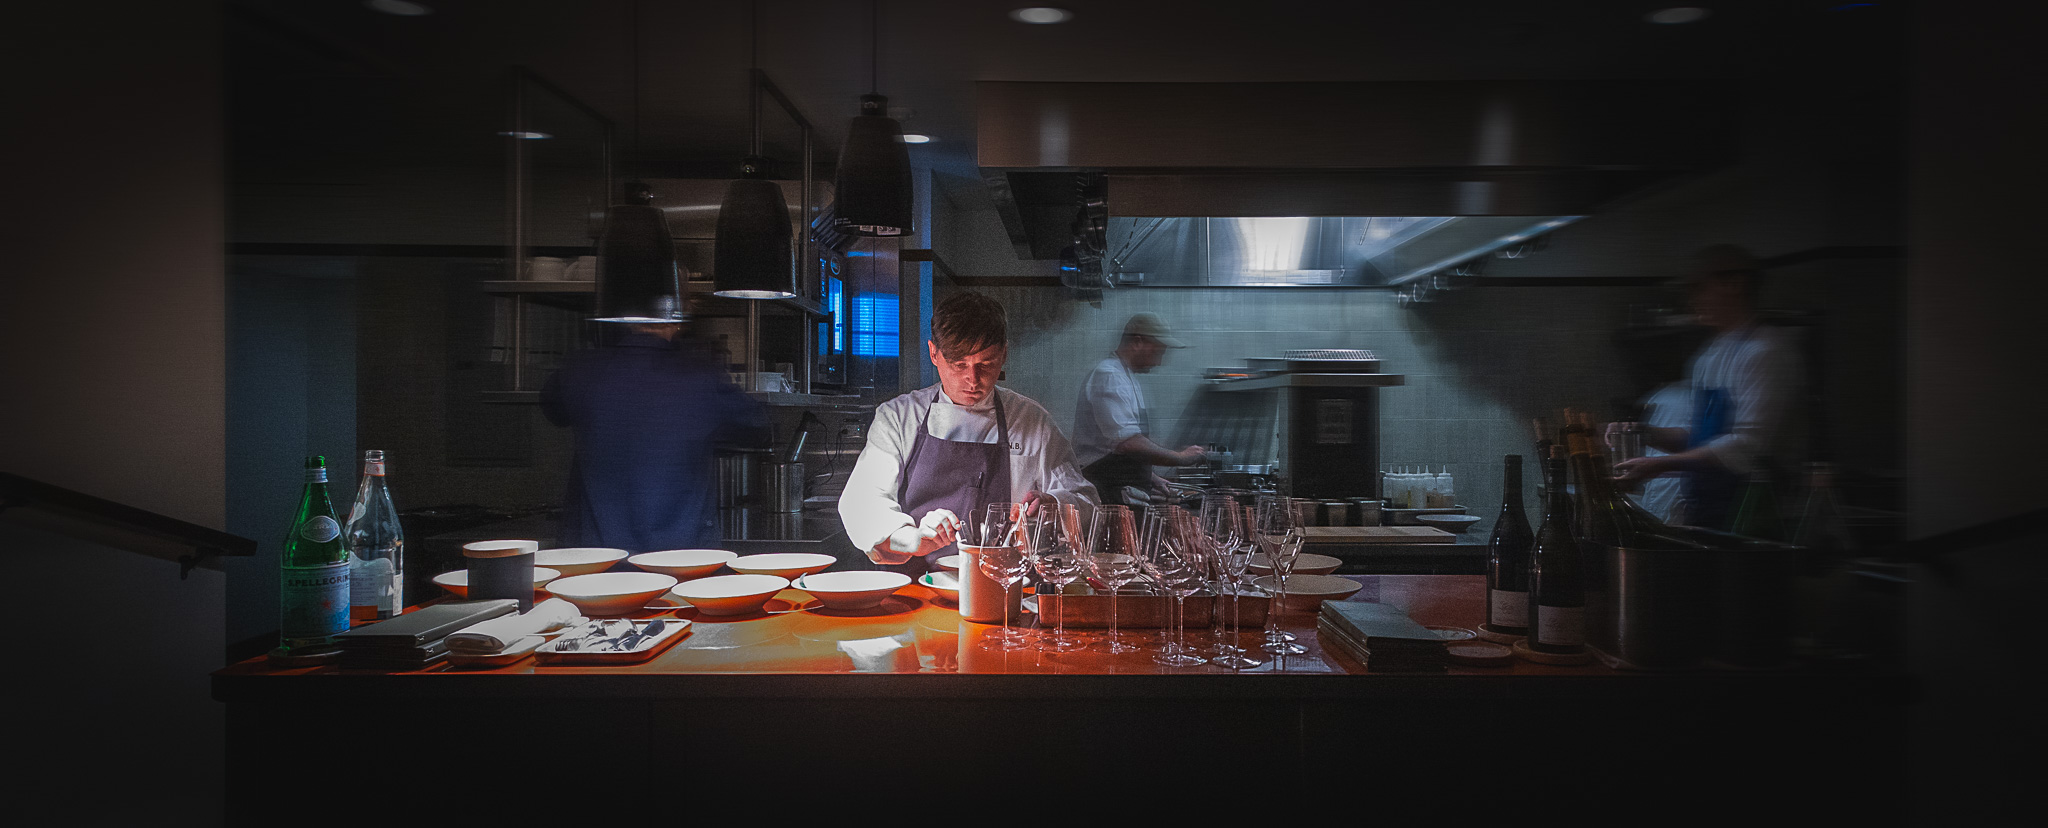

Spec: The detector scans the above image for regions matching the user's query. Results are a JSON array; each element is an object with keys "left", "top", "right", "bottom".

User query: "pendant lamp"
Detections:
[
  {"left": 714, "top": 5, "right": 797, "bottom": 300},
  {"left": 830, "top": 0, "right": 913, "bottom": 237},
  {"left": 593, "top": 1, "right": 687, "bottom": 322},
  {"left": 594, "top": 181, "right": 687, "bottom": 322}
]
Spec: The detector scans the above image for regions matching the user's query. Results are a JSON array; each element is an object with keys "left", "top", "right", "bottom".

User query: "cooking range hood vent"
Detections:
[{"left": 977, "top": 80, "right": 1736, "bottom": 280}]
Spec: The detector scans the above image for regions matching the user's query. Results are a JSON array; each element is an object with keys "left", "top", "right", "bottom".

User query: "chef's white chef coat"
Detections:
[
  {"left": 1072, "top": 356, "right": 1147, "bottom": 468},
  {"left": 1631, "top": 380, "right": 1692, "bottom": 522},
  {"left": 1686, "top": 321, "right": 1804, "bottom": 477},
  {"left": 837, "top": 384, "right": 1099, "bottom": 554}
]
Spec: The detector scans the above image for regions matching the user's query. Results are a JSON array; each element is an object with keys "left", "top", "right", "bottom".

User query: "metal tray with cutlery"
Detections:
[{"left": 535, "top": 617, "right": 692, "bottom": 664}]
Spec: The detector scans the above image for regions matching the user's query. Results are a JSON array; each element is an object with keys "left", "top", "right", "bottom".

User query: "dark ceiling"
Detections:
[{"left": 228, "top": 0, "right": 1903, "bottom": 185}]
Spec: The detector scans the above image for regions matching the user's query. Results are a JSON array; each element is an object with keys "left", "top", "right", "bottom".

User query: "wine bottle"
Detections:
[
  {"left": 281, "top": 456, "right": 350, "bottom": 652},
  {"left": 345, "top": 449, "right": 405, "bottom": 622},
  {"left": 1792, "top": 461, "right": 1856, "bottom": 571},
  {"left": 1485, "top": 455, "right": 1534, "bottom": 636},
  {"left": 1527, "top": 447, "right": 1586, "bottom": 654},
  {"left": 1731, "top": 466, "right": 1786, "bottom": 541}
]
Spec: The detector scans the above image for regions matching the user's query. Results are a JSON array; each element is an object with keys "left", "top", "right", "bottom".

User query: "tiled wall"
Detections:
[{"left": 945, "top": 282, "right": 1670, "bottom": 533}]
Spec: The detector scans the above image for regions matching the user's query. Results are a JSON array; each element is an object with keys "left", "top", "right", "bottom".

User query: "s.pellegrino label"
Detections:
[{"left": 281, "top": 455, "right": 350, "bottom": 650}]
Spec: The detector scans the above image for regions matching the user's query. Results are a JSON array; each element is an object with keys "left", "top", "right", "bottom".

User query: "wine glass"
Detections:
[
  {"left": 976, "top": 502, "right": 1023, "bottom": 548},
  {"left": 976, "top": 542, "right": 1032, "bottom": 650},
  {"left": 1141, "top": 508, "right": 1206, "bottom": 667},
  {"left": 1253, "top": 494, "right": 1308, "bottom": 655},
  {"left": 1202, "top": 495, "right": 1262, "bottom": 669},
  {"left": 1084, "top": 504, "right": 1143, "bottom": 654},
  {"left": 1026, "top": 502, "right": 1086, "bottom": 652}
]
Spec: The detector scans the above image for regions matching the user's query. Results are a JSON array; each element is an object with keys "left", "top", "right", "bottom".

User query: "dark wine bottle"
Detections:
[
  {"left": 1527, "top": 447, "right": 1587, "bottom": 654},
  {"left": 1485, "top": 455, "right": 1534, "bottom": 636}
]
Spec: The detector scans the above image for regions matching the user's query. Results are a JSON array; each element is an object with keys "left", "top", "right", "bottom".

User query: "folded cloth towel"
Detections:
[{"left": 447, "top": 598, "right": 581, "bottom": 653}]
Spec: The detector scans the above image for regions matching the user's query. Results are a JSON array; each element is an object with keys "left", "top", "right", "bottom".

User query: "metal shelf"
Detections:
[
  {"left": 1210, "top": 372, "right": 1407, "bottom": 392},
  {"left": 478, "top": 280, "right": 827, "bottom": 319}
]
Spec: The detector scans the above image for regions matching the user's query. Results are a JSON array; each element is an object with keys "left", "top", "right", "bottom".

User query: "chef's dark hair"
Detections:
[{"left": 931, "top": 292, "right": 1007, "bottom": 360}]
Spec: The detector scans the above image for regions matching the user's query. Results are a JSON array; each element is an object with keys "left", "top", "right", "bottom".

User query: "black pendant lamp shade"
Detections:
[
  {"left": 830, "top": 94, "right": 913, "bottom": 237},
  {"left": 713, "top": 156, "right": 797, "bottom": 299},
  {"left": 594, "top": 182, "right": 688, "bottom": 323}
]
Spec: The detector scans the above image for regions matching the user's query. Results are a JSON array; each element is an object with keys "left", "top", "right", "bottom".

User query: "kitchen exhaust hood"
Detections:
[{"left": 976, "top": 80, "right": 1735, "bottom": 285}]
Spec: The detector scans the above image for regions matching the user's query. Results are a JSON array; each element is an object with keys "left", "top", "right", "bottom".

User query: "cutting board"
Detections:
[{"left": 1302, "top": 526, "right": 1456, "bottom": 544}]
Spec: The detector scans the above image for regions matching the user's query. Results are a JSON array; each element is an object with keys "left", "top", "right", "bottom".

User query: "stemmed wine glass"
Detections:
[
  {"left": 1254, "top": 494, "right": 1309, "bottom": 655},
  {"left": 974, "top": 502, "right": 1030, "bottom": 648},
  {"left": 1084, "top": 504, "right": 1143, "bottom": 654},
  {"left": 1202, "top": 495, "right": 1262, "bottom": 669},
  {"left": 1025, "top": 502, "right": 1086, "bottom": 652},
  {"left": 1141, "top": 508, "right": 1207, "bottom": 667}
]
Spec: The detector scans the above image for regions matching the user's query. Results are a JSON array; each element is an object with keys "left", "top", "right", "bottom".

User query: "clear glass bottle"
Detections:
[
  {"left": 281, "top": 456, "right": 350, "bottom": 652},
  {"left": 345, "top": 449, "right": 405, "bottom": 622}
]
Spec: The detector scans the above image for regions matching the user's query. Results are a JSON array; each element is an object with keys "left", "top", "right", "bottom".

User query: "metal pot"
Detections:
[{"left": 763, "top": 461, "right": 806, "bottom": 514}]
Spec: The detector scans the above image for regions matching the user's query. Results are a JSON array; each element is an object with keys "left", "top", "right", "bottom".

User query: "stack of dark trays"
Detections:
[
  {"left": 332, "top": 599, "right": 518, "bottom": 670},
  {"left": 1316, "top": 600, "right": 1449, "bottom": 673}
]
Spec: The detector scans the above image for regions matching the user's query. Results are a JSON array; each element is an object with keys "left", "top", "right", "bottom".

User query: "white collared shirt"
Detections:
[
  {"left": 1072, "top": 356, "right": 1147, "bottom": 467},
  {"left": 836, "top": 384, "right": 1098, "bottom": 555}
]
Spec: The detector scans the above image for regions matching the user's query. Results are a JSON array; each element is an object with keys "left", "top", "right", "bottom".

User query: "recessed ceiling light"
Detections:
[
  {"left": 498, "top": 131, "right": 552, "bottom": 140},
  {"left": 1009, "top": 7, "right": 1073, "bottom": 25},
  {"left": 899, "top": 134, "right": 932, "bottom": 144},
  {"left": 1646, "top": 7, "right": 1711, "bottom": 24},
  {"left": 366, "top": 0, "right": 433, "bottom": 16}
]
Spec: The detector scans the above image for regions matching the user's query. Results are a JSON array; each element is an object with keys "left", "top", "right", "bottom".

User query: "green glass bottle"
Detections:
[
  {"left": 280, "top": 455, "right": 350, "bottom": 652},
  {"left": 1730, "top": 467, "right": 1786, "bottom": 542}
]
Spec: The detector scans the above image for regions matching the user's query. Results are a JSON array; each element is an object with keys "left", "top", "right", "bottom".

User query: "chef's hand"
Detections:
[
  {"left": 1176, "top": 445, "right": 1207, "bottom": 466},
  {"left": 1613, "top": 455, "right": 1675, "bottom": 487},
  {"left": 885, "top": 509, "right": 959, "bottom": 560},
  {"left": 1017, "top": 491, "right": 1060, "bottom": 518}
]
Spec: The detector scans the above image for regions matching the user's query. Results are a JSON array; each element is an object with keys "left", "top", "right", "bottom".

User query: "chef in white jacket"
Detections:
[{"left": 837, "top": 292, "right": 1097, "bottom": 575}]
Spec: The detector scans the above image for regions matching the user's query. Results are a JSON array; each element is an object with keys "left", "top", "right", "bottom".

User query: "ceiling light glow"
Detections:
[
  {"left": 1009, "top": 7, "right": 1073, "bottom": 24},
  {"left": 497, "top": 131, "right": 553, "bottom": 140},
  {"left": 899, "top": 134, "right": 932, "bottom": 144},
  {"left": 365, "top": 0, "right": 433, "bottom": 16},
  {"left": 1646, "top": 7, "right": 1711, "bottom": 24}
]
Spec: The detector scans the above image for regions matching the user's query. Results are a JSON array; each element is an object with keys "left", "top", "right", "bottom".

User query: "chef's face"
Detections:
[{"left": 929, "top": 340, "right": 1007, "bottom": 407}]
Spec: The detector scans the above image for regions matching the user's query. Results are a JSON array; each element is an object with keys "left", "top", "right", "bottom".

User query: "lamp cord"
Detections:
[{"left": 870, "top": 0, "right": 879, "bottom": 96}]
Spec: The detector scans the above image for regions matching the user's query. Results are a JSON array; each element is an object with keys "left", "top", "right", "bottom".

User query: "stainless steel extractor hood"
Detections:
[{"left": 976, "top": 80, "right": 1736, "bottom": 282}]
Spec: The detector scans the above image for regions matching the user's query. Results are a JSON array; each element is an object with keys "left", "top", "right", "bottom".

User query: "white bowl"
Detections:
[
  {"left": 794, "top": 570, "right": 912, "bottom": 610},
  {"left": 933, "top": 554, "right": 962, "bottom": 573},
  {"left": 534, "top": 547, "right": 628, "bottom": 576},
  {"left": 543, "top": 572, "right": 678, "bottom": 617},
  {"left": 1253, "top": 574, "right": 1363, "bottom": 612},
  {"left": 628, "top": 549, "right": 737, "bottom": 580},
  {"left": 727, "top": 553, "right": 836, "bottom": 580},
  {"left": 1248, "top": 552, "right": 1342, "bottom": 576},
  {"left": 919, "top": 571, "right": 960, "bottom": 602},
  {"left": 1416, "top": 514, "right": 1482, "bottom": 534},
  {"left": 669, "top": 574, "right": 791, "bottom": 616},
  {"left": 432, "top": 567, "right": 562, "bottom": 599}
]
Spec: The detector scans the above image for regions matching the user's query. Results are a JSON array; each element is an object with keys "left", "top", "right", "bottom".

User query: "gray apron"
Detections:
[{"left": 881, "top": 391, "right": 1013, "bottom": 578}]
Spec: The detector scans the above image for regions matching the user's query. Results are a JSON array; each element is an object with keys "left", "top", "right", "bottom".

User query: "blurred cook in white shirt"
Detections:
[
  {"left": 837, "top": 292, "right": 1096, "bottom": 576},
  {"left": 1615, "top": 245, "right": 1805, "bottom": 530},
  {"left": 1072, "top": 313, "right": 1206, "bottom": 507}
]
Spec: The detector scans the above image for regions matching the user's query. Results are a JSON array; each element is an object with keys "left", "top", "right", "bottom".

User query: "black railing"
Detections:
[{"left": 0, "top": 472, "right": 256, "bottom": 578}]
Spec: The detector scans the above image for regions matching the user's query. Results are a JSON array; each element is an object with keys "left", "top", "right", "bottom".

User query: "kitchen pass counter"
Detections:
[{"left": 214, "top": 574, "right": 1911, "bottom": 820}]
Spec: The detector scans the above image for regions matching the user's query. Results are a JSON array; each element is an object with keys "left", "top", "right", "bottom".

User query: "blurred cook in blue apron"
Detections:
[
  {"left": 836, "top": 292, "right": 1097, "bottom": 575},
  {"left": 1614, "top": 245, "right": 1804, "bottom": 529}
]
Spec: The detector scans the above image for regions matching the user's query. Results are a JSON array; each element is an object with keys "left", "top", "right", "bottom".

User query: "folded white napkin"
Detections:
[{"left": 446, "top": 598, "right": 581, "bottom": 653}]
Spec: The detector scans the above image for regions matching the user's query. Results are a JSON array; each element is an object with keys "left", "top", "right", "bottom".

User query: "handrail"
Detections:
[{"left": 0, "top": 472, "right": 256, "bottom": 579}]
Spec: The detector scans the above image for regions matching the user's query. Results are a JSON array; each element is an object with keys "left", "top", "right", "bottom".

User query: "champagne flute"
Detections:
[
  {"left": 1084, "top": 504, "right": 1143, "bottom": 654},
  {"left": 1254, "top": 494, "right": 1308, "bottom": 655}
]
